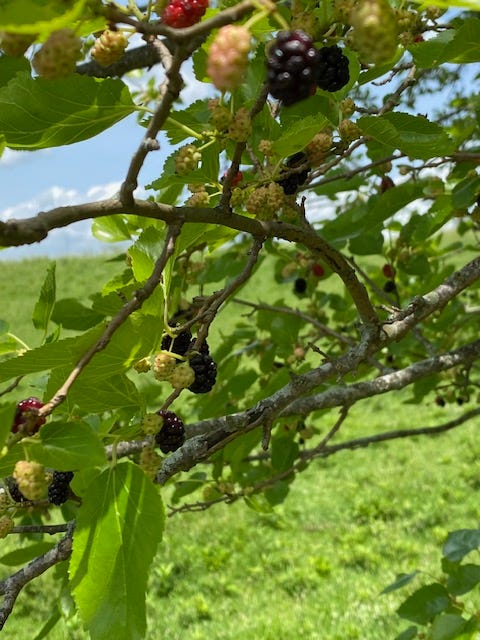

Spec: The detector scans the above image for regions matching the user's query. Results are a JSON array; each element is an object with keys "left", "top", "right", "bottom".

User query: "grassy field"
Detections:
[{"left": 0, "top": 254, "right": 479, "bottom": 639}]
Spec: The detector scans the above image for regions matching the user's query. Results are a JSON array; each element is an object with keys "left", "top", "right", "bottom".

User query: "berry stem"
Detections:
[
  {"left": 127, "top": 0, "right": 147, "bottom": 21},
  {"left": 166, "top": 116, "right": 203, "bottom": 141}
]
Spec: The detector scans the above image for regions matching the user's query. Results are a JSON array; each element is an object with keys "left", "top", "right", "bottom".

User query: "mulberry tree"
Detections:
[{"left": 0, "top": 0, "right": 480, "bottom": 637}]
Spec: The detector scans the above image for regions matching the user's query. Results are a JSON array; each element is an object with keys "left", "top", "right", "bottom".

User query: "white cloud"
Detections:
[{"left": 0, "top": 182, "right": 138, "bottom": 260}]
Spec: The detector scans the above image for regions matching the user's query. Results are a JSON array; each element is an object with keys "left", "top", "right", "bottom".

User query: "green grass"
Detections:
[{"left": 1, "top": 254, "right": 480, "bottom": 639}]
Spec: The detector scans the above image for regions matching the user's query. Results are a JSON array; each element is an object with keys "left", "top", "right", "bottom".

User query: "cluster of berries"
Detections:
[
  {"left": 266, "top": 31, "right": 349, "bottom": 107},
  {"left": 276, "top": 152, "right": 310, "bottom": 196},
  {"left": 160, "top": 0, "right": 208, "bottom": 28},
  {"left": 6, "top": 462, "right": 74, "bottom": 506},
  {"left": 154, "top": 327, "right": 217, "bottom": 394}
]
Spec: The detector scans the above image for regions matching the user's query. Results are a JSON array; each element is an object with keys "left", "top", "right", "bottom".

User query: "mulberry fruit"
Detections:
[
  {"left": 0, "top": 515, "right": 13, "bottom": 539},
  {"left": 13, "top": 460, "right": 47, "bottom": 502},
  {"left": 175, "top": 144, "right": 201, "bottom": 174},
  {"left": 91, "top": 29, "right": 128, "bottom": 67},
  {"left": 188, "top": 353, "right": 217, "bottom": 394},
  {"left": 12, "top": 397, "right": 46, "bottom": 434},
  {"left": 161, "top": 329, "right": 192, "bottom": 356},
  {"left": 266, "top": 30, "right": 318, "bottom": 106},
  {"left": 0, "top": 32, "right": 36, "bottom": 57},
  {"left": 5, "top": 477, "right": 26, "bottom": 503},
  {"left": 161, "top": 0, "right": 208, "bottom": 28},
  {"left": 48, "top": 471, "right": 74, "bottom": 506},
  {"left": 207, "top": 25, "right": 251, "bottom": 92},
  {"left": 32, "top": 28, "right": 82, "bottom": 79},
  {"left": 314, "top": 45, "right": 350, "bottom": 92},
  {"left": 349, "top": 0, "right": 398, "bottom": 65},
  {"left": 155, "top": 410, "right": 185, "bottom": 453},
  {"left": 153, "top": 352, "right": 177, "bottom": 381},
  {"left": 276, "top": 152, "right": 310, "bottom": 195},
  {"left": 294, "top": 277, "right": 307, "bottom": 294},
  {"left": 169, "top": 362, "right": 196, "bottom": 389}
]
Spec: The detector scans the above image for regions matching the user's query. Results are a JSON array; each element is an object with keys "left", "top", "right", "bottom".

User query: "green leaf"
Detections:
[
  {"left": 271, "top": 435, "right": 299, "bottom": 473},
  {"left": 0, "top": 325, "right": 104, "bottom": 383},
  {"left": 446, "top": 564, "right": 480, "bottom": 596},
  {"left": 443, "top": 529, "right": 480, "bottom": 562},
  {"left": 51, "top": 298, "right": 104, "bottom": 331},
  {"left": 24, "top": 420, "right": 106, "bottom": 470},
  {"left": 164, "top": 101, "right": 210, "bottom": 145},
  {"left": 0, "top": 0, "right": 88, "bottom": 33},
  {"left": 0, "top": 55, "right": 30, "bottom": 88},
  {"left": 431, "top": 614, "right": 469, "bottom": 640},
  {"left": 452, "top": 174, "right": 480, "bottom": 209},
  {"left": 442, "top": 18, "right": 480, "bottom": 64},
  {"left": 91, "top": 216, "right": 133, "bottom": 243},
  {"left": 0, "top": 74, "right": 134, "bottom": 150},
  {"left": 358, "top": 112, "right": 455, "bottom": 160},
  {"left": 396, "top": 584, "right": 451, "bottom": 625},
  {"left": 0, "top": 542, "right": 56, "bottom": 566},
  {"left": 395, "top": 627, "right": 418, "bottom": 640},
  {"left": 272, "top": 114, "right": 328, "bottom": 157},
  {"left": 382, "top": 571, "right": 419, "bottom": 595},
  {"left": 68, "top": 372, "right": 142, "bottom": 413},
  {"left": 32, "top": 263, "right": 56, "bottom": 331},
  {"left": 129, "top": 225, "right": 167, "bottom": 282},
  {"left": 70, "top": 461, "right": 165, "bottom": 640},
  {"left": 32, "top": 605, "right": 62, "bottom": 640}
]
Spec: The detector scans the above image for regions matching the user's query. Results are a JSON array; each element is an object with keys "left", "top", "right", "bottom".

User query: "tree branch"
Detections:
[
  {"left": 0, "top": 522, "right": 74, "bottom": 630},
  {"left": 38, "top": 222, "right": 183, "bottom": 416}
]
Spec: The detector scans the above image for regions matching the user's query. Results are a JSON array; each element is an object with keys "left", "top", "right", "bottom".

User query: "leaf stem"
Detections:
[{"left": 166, "top": 117, "right": 203, "bottom": 141}]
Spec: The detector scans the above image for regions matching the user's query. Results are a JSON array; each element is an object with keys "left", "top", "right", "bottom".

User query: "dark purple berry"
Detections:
[
  {"left": 435, "top": 396, "right": 446, "bottom": 407},
  {"left": 12, "top": 397, "right": 46, "bottom": 434},
  {"left": 5, "top": 477, "right": 26, "bottom": 502},
  {"left": 277, "top": 152, "right": 310, "bottom": 195},
  {"left": 294, "top": 277, "right": 307, "bottom": 294},
  {"left": 155, "top": 410, "right": 185, "bottom": 453},
  {"left": 266, "top": 30, "right": 318, "bottom": 106},
  {"left": 161, "top": 329, "right": 193, "bottom": 356},
  {"left": 383, "top": 280, "right": 397, "bottom": 293},
  {"left": 314, "top": 45, "right": 350, "bottom": 92},
  {"left": 48, "top": 471, "right": 74, "bottom": 506},
  {"left": 188, "top": 338, "right": 210, "bottom": 355},
  {"left": 188, "top": 353, "right": 217, "bottom": 394}
]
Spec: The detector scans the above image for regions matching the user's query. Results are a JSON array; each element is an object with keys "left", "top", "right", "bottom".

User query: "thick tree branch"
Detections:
[
  {"left": 76, "top": 42, "right": 169, "bottom": 77},
  {"left": 0, "top": 522, "right": 74, "bottom": 630}
]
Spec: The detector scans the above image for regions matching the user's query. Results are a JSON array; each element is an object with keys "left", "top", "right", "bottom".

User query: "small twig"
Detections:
[
  {"left": 10, "top": 523, "right": 70, "bottom": 535},
  {"left": 39, "top": 223, "right": 183, "bottom": 417},
  {"left": 0, "top": 377, "right": 23, "bottom": 398}
]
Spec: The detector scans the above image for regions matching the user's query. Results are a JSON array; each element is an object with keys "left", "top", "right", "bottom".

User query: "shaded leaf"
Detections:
[
  {"left": 382, "top": 571, "right": 419, "bottom": 595},
  {"left": 32, "top": 263, "right": 56, "bottom": 331},
  {"left": 443, "top": 529, "right": 480, "bottom": 562},
  {"left": 51, "top": 298, "right": 104, "bottom": 331},
  {"left": 446, "top": 564, "right": 480, "bottom": 596},
  {"left": 430, "top": 614, "right": 469, "bottom": 640},
  {"left": 0, "top": 74, "right": 134, "bottom": 149},
  {"left": 0, "top": 542, "right": 56, "bottom": 566},
  {"left": 397, "top": 583, "right": 450, "bottom": 625},
  {"left": 70, "top": 462, "right": 165, "bottom": 640},
  {"left": 24, "top": 420, "right": 106, "bottom": 470}
]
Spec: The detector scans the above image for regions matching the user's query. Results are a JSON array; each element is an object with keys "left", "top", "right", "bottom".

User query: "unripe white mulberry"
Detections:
[
  {"left": 0, "top": 515, "right": 13, "bottom": 539},
  {"left": 13, "top": 460, "right": 47, "bottom": 501},
  {"left": 153, "top": 352, "right": 177, "bottom": 380},
  {"left": 91, "top": 29, "right": 128, "bottom": 67},
  {"left": 168, "top": 362, "right": 196, "bottom": 389},
  {"left": 207, "top": 25, "right": 251, "bottom": 92},
  {"left": 0, "top": 32, "right": 36, "bottom": 57},
  {"left": 32, "top": 29, "right": 82, "bottom": 79}
]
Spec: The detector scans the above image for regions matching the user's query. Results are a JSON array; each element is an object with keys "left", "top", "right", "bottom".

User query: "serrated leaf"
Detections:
[
  {"left": 70, "top": 462, "right": 165, "bottom": 640},
  {"left": 51, "top": 298, "right": 104, "bottom": 331},
  {"left": 358, "top": 112, "right": 454, "bottom": 160},
  {"left": 443, "top": 529, "right": 480, "bottom": 562},
  {"left": 24, "top": 421, "right": 106, "bottom": 470},
  {"left": 0, "top": 325, "right": 104, "bottom": 383},
  {"left": 129, "top": 226, "right": 167, "bottom": 282},
  {"left": 32, "top": 263, "right": 56, "bottom": 332},
  {"left": 431, "top": 614, "right": 469, "bottom": 640},
  {"left": 68, "top": 372, "right": 142, "bottom": 413},
  {"left": 0, "top": 0, "right": 88, "bottom": 33},
  {"left": 0, "top": 541, "right": 56, "bottom": 566},
  {"left": 0, "top": 74, "right": 134, "bottom": 150},
  {"left": 91, "top": 215, "right": 132, "bottom": 243},
  {"left": 397, "top": 584, "right": 451, "bottom": 625},
  {"left": 452, "top": 174, "right": 480, "bottom": 209},
  {"left": 446, "top": 564, "right": 480, "bottom": 596},
  {"left": 164, "top": 101, "right": 210, "bottom": 145},
  {"left": 382, "top": 572, "right": 419, "bottom": 595},
  {"left": 272, "top": 114, "right": 328, "bottom": 157},
  {"left": 0, "top": 55, "right": 30, "bottom": 88}
]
